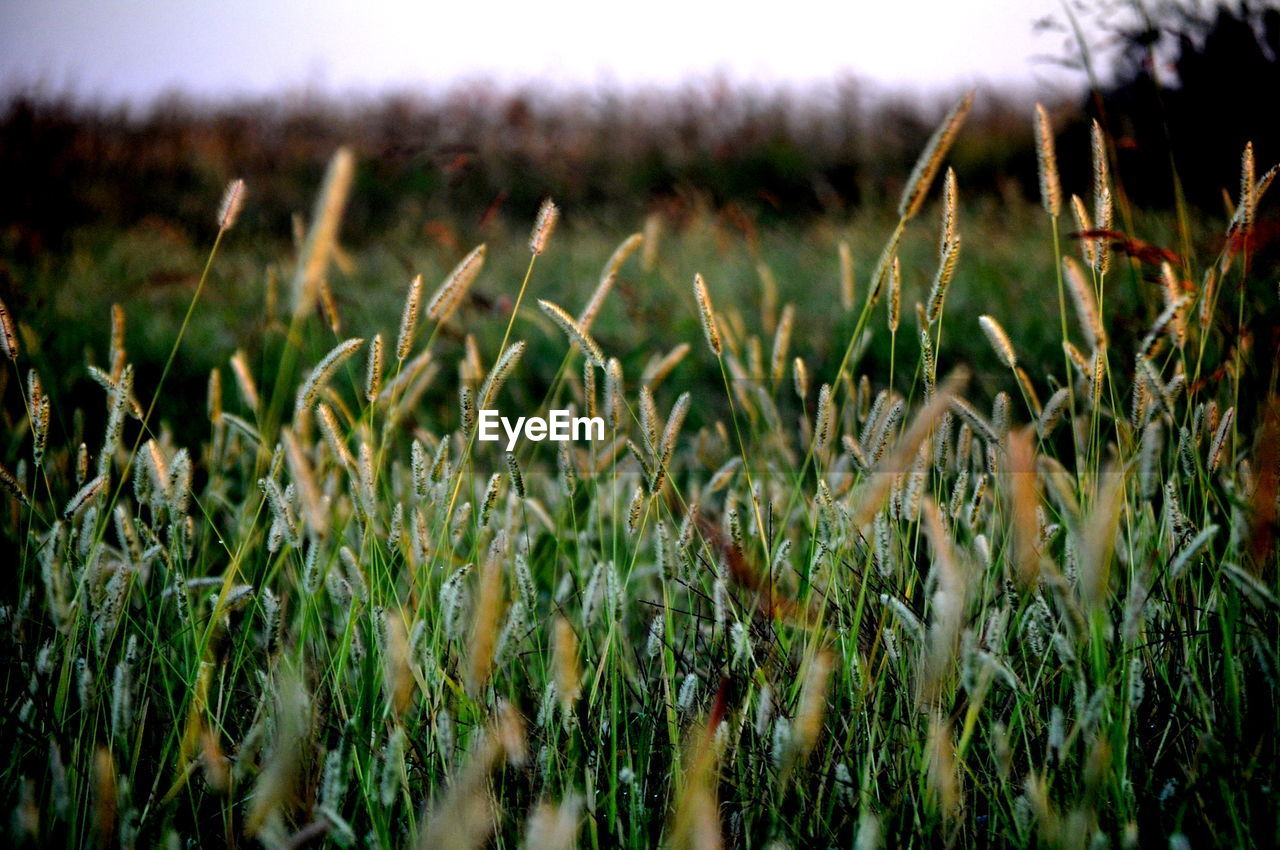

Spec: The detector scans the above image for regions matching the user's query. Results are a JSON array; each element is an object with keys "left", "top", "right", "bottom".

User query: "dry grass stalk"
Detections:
[
  {"left": 1079, "top": 465, "right": 1125, "bottom": 606},
  {"left": 850, "top": 369, "right": 968, "bottom": 530},
  {"left": 898, "top": 91, "right": 975, "bottom": 221},
  {"left": 230, "top": 349, "right": 260, "bottom": 410},
  {"left": 669, "top": 717, "right": 724, "bottom": 850},
  {"left": 245, "top": 669, "right": 311, "bottom": 837},
  {"left": 108, "top": 302, "right": 127, "bottom": 378},
  {"left": 920, "top": 499, "right": 966, "bottom": 705},
  {"left": 1007, "top": 427, "right": 1042, "bottom": 586},
  {"left": 642, "top": 212, "right": 662, "bottom": 271},
  {"left": 793, "top": 356, "right": 809, "bottom": 400},
  {"left": 603, "top": 231, "right": 644, "bottom": 280},
  {"left": 605, "top": 358, "right": 624, "bottom": 429},
  {"left": 839, "top": 240, "right": 855, "bottom": 311},
  {"left": 384, "top": 610, "right": 415, "bottom": 717},
  {"left": 318, "top": 279, "right": 341, "bottom": 333},
  {"left": 790, "top": 648, "right": 834, "bottom": 767},
  {"left": 63, "top": 474, "right": 106, "bottom": 519},
  {"left": 1038, "top": 388, "right": 1070, "bottom": 438},
  {"left": 1093, "top": 192, "right": 1114, "bottom": 276},
  {"left": 868, "top": 226, "right": 903, "bottom": 309},
  {"left": 281, "top": 427, "right": 327, "bottom": 538},
  {"left": 641, "top": 343, "right": 691, "bottom": 389},
  {"left": 1016, "top": 367, "right": 1041, "bottom": 417},
  {"left": 553, "top": 616, "right": 581, "bottom": 714},
  {"left": 466, "top": 550, "right": 504, "bottom": 696},
  {"left": 758, "top": 262, "right": 779, "bottom": 335},
  {"left": 1209, "top": 406, "right": 1235, "bottom": 473},
  {"left": 416, "top": 702, "right": 527, "bottom": 850},
  {"left": 771, "top": 303, "right": 795, "bottom": 385},
  {"left": 92, "top": 747, "right": 117, "bottom": 844},
  {"left": 522, "top": 794, "right": 583, "bottom": 850},
  {"left": 1239, "top": 141, "right": 1256, "bottom": 237},
  {"left": 292, "top": 147, "right": 355, "bottom": 320},
  {"left": 927, "top": 715, "right": 962, "bottom": 824}
]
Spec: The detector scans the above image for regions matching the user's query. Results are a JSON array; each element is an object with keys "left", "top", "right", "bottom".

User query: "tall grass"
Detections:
[{"left": 1, "top": 108, "right": 1277, "bottom": 850}]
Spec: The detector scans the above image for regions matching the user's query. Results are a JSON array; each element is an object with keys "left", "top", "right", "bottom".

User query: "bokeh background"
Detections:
[{"left": 4, "top": 1, "right": 1277, "bottom": 243}]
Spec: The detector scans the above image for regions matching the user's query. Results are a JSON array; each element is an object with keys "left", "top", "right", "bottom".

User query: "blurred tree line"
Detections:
[
  {"left": 1, "top": 0, "right": 1278, "bottom": 257},
  {"left": 1059, "top": 0, "right": 1280, "bottom": 210},
  {"left": 0, "top": 79, "right": 1042, "bottom": 256}
]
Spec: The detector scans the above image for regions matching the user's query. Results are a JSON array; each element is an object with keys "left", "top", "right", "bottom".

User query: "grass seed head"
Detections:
[
  {"left": 427, "top": 244, "right": 487, "bottom": 323},
  {"left": 396, "top": 274, "right": 423, "bottom": 360},
  {"left": 529, "top": 198, "right": 560, "bottom": 255},
  {"left": 978, "top": 315, "right": 1017, "bottom": 369},
  {"left": 1034, "top": 103, "right": 1061, "bottom": 217},
  {"left": 539, "top": 299, "right": 605, "bottom": 368},
  {"left": 898, "top": 90, "right": 974, "bottom": 221},
  {"left": 693, "top": 273, "right": 722, "bottom": 356},
  {"left": 217, "top": 178, "right": 246, "bottom": 232},
  {"left": 0, "top": 296, "right": 19, "bottom": 360}
]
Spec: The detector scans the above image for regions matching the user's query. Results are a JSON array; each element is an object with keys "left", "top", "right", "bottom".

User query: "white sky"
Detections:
[{"left": 0, "top": 0, "right": 1084, "bottom": 102}]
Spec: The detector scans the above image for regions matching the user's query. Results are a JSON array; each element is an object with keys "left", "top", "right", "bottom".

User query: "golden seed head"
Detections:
[
  {"left": 978, "top": 315, "right": 1017, "bottom": 369},
  {"left": 427, "top": 244, "right": 486, "bottom": 324},
  {"left": 530, "top": 198, "right": 560, "bottom": 255},
  {"left": 1034, "top": 103, "right": 1061, "bottom": 218},
  {"left": 693, "top": 273, "right": 722, "bottom": 357},
  {"left": 0, "top": 296, "right": 18, "bottom": 361},
  {"left": 396, "top": 274, "right": 423, "bottom": 360},
  {"left": 887, "top": 255, "right": 901, "bottom": 333},
  {"left": 1062, "top": 257, "right": 1106, "bottom": 350},
  {"left": 899, "top": 90, "right": 974, "bottom": 221}
]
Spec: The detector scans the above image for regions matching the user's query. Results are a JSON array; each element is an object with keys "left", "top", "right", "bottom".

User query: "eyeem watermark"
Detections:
[{"left": 478, "top": 409, "right": 605, "bottom": 451}]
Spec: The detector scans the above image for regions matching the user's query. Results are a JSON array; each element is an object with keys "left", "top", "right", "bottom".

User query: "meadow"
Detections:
[{"left": 1, "top": 97, "right": 1278, "bottom": 849}]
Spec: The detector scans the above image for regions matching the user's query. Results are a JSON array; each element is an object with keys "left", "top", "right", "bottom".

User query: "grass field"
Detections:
[{"left": 2, "top": 103, "right": 1278, "bottom": 848}]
